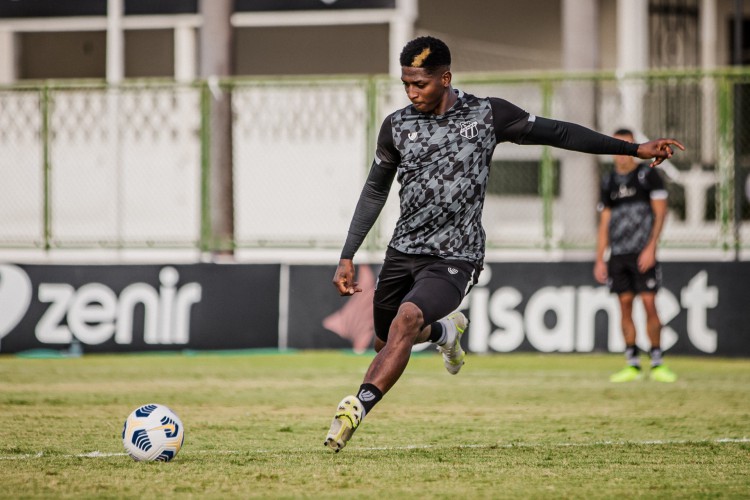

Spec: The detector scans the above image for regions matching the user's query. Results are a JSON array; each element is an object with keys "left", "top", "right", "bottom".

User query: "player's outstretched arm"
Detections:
[
  {"left": 519, "top": 117, "right": 686, "bottom": 165},
  {"left": 636, "top": 139, "right": 686, "bottom": 167}
]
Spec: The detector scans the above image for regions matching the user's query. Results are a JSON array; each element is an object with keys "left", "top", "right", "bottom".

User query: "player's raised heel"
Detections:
[
  {"left": 437, "top": 312, "right": 468, "bottom": 375},
  {"left": 323, "top": 395, "right": 363, "bottom": 453}
]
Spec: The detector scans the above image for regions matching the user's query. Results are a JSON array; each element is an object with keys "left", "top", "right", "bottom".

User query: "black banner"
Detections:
[
  {"left": 1, "top": 261, "right": 748, "bottom": 356},
  {"left": 463, "top": 262, "right": 748, "bottom": 357},
  {"left": 287, "top": 261, "right": 750, "bottom": 357},
  {"left": 0, "top": 264, "right": 279, "bottom": 353},
  {"left": 287, "top": 264, "right": 379, "bottom": 352}
]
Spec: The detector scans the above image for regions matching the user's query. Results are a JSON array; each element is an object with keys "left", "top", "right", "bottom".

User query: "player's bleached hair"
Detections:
[{"left": 399, "top": 36, "right": 451, "bottom": 73}]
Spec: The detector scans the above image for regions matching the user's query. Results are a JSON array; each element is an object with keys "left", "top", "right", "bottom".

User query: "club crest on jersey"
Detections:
[
  {"left": 459, "top": 121, "right": 478, "bottom": 139},
  {"left": 611, "top": 184, "right": 637, "bottom": 200}
]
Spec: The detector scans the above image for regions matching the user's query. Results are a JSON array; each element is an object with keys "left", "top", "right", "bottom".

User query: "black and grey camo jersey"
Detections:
[
  {"left": 339, "top": 89, "right": 641, "bottom": 263},
  {"left": 374, "top": 90, "right": 532, "bottom": 264},
  {"left": 599, "top": 163, "right": 667, "bottom": 255}
]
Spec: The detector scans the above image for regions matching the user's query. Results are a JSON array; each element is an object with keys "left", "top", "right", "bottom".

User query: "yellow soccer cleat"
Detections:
[
  {"left": 323, "top": 395, "right": 363, "bottom": 453},
  {"left": 437, "top": 312, "right": 468, "bottom": 375},
  {"left": 649, "top": 365, "right": 677, "bottom": 383},
  {"left": 609, "top": 365, "right": 643, "bottom": 383}
]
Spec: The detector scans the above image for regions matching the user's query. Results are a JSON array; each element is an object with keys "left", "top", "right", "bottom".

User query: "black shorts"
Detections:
[
  {"left": 372, "top": 246, "right": 480, "bottom": 342},
  {"left": 607, "top": 253, "right": 661, "bottom": 295}
]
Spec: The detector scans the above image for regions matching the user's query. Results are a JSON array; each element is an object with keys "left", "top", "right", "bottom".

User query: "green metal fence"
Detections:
[{"left": 1, "top": 69, "right": 749, "bottom": 254}]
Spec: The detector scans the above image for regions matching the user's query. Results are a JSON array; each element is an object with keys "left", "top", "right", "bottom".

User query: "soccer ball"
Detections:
[{"left": 122, "top": 403, "right": 185, "bottom": 462}]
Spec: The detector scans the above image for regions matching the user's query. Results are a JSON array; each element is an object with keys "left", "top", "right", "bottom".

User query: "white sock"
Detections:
[{"left": 436, "top": 317, "right": 456, "bottom": 346}]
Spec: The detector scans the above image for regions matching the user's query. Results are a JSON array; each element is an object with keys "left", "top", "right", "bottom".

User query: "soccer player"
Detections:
[
  {"left": 325, "top": 36, "right": 684, "bottom": 452},
  {"left": 594, "top": 128, "right": 678, "bottom": 383}
]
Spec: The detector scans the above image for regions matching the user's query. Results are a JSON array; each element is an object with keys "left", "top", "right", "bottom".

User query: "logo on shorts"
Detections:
[
  {"left": 448, "top": 267, "right": 459, "bottom": 275},
  {"left": 646, "top": 278, "right": 657, "bottom": 289},
  {"left": 459, "top": 121, "right": 478, "bottom": 139}
]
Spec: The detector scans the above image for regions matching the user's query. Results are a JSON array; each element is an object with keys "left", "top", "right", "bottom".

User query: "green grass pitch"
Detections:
[{"left": 1, "top": 350, "right": 748, "bottom": 498}]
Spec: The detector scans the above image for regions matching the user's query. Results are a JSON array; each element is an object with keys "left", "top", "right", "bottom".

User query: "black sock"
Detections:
[
  {"left": 625, "top": 344, "right": 640, "bottom": 368},
  {"left": 427, "top": 321, "right": 443, "bottom": 343},
  {"left": 356, "top": 383, "right": 383, "bottom": 417}
]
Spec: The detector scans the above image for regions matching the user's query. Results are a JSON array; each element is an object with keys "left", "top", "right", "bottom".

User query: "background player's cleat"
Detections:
[
  {"left": 323, "top": 395, "right": 362, "bottom": 452},
  {"left": 437, "top": 312, "right": 468, "bottom": 375},
  {"left": 649, "top": 364, "right": 677, "bottom": 383},
  {"left": 609, "top": 365, "right": 643, "bottom": 383}
]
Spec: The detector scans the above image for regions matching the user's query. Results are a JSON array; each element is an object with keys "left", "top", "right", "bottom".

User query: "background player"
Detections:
[
  {"left": 325, "top": 37, "right": 685, "bottom": 452},
  {"left": 594, "top": 128, "right": 677, "bottom": 383}
]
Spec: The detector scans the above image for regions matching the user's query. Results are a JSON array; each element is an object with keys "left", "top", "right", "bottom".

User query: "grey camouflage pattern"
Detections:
[{"left": 384, "top": 93, "right": 496, "bottom": 264}]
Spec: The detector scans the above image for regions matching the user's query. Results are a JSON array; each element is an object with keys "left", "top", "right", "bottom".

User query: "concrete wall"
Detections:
[{"left": 234, "top": 24, "right": 390, "bottom": 76}]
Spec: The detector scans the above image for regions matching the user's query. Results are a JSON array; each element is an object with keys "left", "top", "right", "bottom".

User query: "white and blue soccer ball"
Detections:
[{"left": 122, "top": 404, "right": 184, "bottom": 462}]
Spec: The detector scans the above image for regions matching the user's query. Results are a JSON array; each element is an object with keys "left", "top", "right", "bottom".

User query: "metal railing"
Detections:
[{"left": 1, "top": 68, "right": 749, "bottom": 255}]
